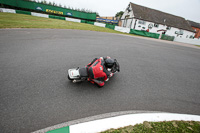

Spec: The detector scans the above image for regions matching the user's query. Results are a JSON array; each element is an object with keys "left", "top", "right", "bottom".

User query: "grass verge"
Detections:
[
  {"left": 0, "top": 12, "right": 125, "bottom": 35},
  {"left": 101, "top": 121, "right": 200, "bottom": 133}
]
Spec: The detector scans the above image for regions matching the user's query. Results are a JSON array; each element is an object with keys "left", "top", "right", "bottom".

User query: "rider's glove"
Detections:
[
  {"left": 105, "top": 78, "right": 109, "bottom": 81},
  {"left": 109, "top": 73, "right": 114, "bottom": 77}
]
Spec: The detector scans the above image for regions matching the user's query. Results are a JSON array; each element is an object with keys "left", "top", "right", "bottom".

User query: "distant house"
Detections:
[
  {"left": 187, "top": 20, "right": 200, "bottom": 39},
  {"left": 121, "top": 2, "right": 195, "bottom": 38}
]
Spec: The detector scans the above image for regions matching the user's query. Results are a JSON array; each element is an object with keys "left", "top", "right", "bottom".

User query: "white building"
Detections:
[{"left": 121, "top": 3, "right": 195, "bottom": 39}]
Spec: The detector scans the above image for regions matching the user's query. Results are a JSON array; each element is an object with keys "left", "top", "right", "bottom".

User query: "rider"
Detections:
[{"left": 87, "top": 56, "right": 115, "bottom": 87}]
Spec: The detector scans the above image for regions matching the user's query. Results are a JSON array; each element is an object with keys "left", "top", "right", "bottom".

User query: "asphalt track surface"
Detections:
[{"left": 0, "top": 29, "right": 200, "bottom": 133}]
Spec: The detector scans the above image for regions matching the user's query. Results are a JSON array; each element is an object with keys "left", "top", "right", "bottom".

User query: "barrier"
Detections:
[
  {"left": 174, "top": 37, "right": 200, "bottom": 45},
  {"left": 106, "top": 24, "right": 115, "bottom": 30},
  {"left": 16, "top": 10, "right": 31, "bottom": 15},
  {"left": 0, "top": 8, "right": 16, "bottom": 13},
  {"left": 94, "top": 22, "right": 106, "bottom": 28},
  {"left": 86, "top": 21, "right": 94, "bottom": 25},
  {"left": 65, "top": 17, "right": 81, "bottom": 23},
  {"left": 115, "top": 26, "right": 130, "bottom": 33},
  {"left": 81, "top": 20, "right": 94, "bottom": 25},
  {"left": 49, "top": 15, "right": 65, "bottom": 20},
  {"left": 130, "top": 29, "right": 160, "bottom": 39},
  {"left": 31, "top": 12, "right": 48, "bottom": 18},
  {"left": 161, "top": 34, "right": 175, "bottom": 41}
]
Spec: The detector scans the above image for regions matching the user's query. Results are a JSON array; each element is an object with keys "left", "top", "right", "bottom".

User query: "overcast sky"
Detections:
[{"left": 42, "top": 0, "right": 200, "bottom": 23}]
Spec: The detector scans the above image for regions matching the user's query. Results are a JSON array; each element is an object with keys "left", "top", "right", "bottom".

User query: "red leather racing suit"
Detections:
[{"left": 87, "top": 57, "right": 113, "bottom": 87}]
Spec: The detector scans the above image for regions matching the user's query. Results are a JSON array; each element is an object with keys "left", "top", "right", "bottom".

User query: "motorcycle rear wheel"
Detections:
[{"left": 68, "top": 75, "right": 73, "bottom": 80}]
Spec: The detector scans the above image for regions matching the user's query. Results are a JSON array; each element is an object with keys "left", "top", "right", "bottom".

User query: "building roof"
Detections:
[
  {"left": 129, "top": 2, "right": 194, "bottom": 32},
  {"left": 187, "top": 20, "right": 200, "bottom": 29}
]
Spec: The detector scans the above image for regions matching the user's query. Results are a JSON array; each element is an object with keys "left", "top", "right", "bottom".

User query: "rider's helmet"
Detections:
[{"left": 105, "top": 58, "right": 114, "bottom": 68}]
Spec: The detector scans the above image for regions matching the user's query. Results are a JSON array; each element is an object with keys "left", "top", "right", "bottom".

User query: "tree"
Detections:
[
  {"left": 96, "top": 12, "right": 100, "bottom": 17},
  {"left": 52, "top": 2, "right": 56, "bottom": 6},
  {"left": 43, "top": 0, "right": 47, "bottom": 4},
  {"left": 115, "top": 11, "right": 124, "bottom": 18},
  {"left": 48, "top": 1, "right": 52, "bottom": 5}
]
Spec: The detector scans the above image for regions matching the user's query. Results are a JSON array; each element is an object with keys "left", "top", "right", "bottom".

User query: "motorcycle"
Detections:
[{"left": 68, "top": 59, "right": 120, "bottom": 83}]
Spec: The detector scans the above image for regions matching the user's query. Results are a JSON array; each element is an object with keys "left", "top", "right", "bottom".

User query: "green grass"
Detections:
[
  {"left": 101, "top": 121, "right": 200, "bottom": 133},
  {"left": 0, "top": 12, "right": 123, "bottom": 34},
  {"left": 195, "top": 45, "right": 200, "bottom": 47}
]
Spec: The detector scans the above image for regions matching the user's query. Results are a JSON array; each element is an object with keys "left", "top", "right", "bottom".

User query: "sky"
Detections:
[{"left": 41, "top": 0, "right": 200, "bottom": 23}]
